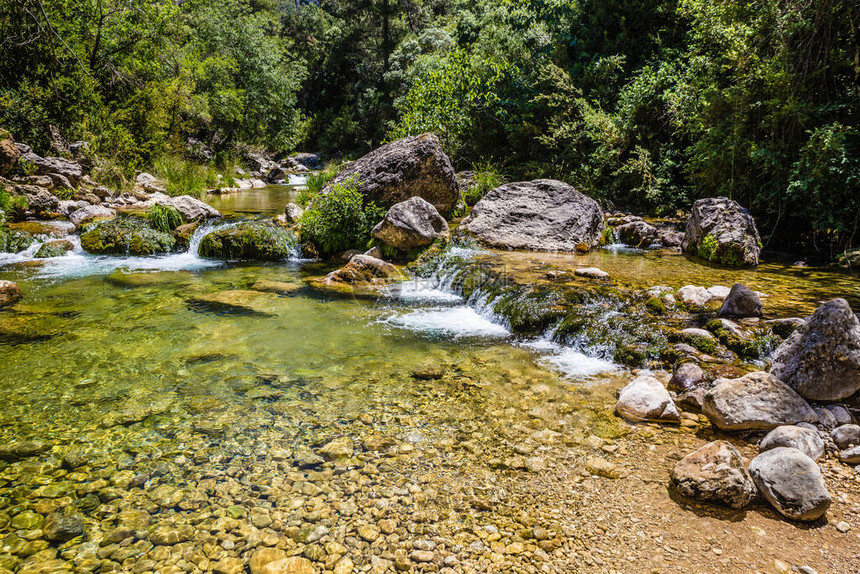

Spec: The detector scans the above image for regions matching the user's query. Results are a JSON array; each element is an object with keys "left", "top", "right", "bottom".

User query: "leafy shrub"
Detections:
[
  {"left": 463, "top": 161, "right": 505, "bottom": 206},
  {"left": 300, "top": 163, "right": 341, "bottom": 205},
  {"left": 54, "top": 188, "right": 76, "bottom": 200},
  {"left": 147, "top": 204, "right": 184, "bottom": 232},
  {"left": 697, "top": 234, "right": 718, "bottom": 261},
  {"left": 299, "top": 177, "right": 385, "bottom": 256}
]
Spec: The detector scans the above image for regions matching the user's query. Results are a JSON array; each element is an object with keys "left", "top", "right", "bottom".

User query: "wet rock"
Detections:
[
  {"left": 318, "top": 437, "right": 354, "bottom": 460},
  {"left": 149, "top": 523, "right": 194, "bottom": 545},
  {"left": 42, "top": 512, "right": 83, "bottom": 542},
  {"left": 718, "top": 284, "right": 763, "bottom": 318},
  {"left": 676, "top": 285, "right": 712, "bottom": 308},
  {"left": 213, "top": 558, "right": 245, "bottom": 574},
  {"left": 831, "top": 424, "right": 860, "bottom": 448},
  {"left": 199, "top": 221, "right": 297, "bottom": 261},
  {"left": 574, "top": 267, "right": 609, "bottom": 279},
  {"left": 670, "top": 440, "right": 757, "bottom": 509},
  {"left": 80, "top": 216, "right": 175, "bottom": 255},
  {"left": 357, "top": 524, "right": 379, "bottom": 542},
  {"left": 154, "top": 194, "right": 220, "bottom": 221},
  {"left": 813, "top": 407, "right": 838, "bottom": 430},
  {"left": 250, "top": 280, "right": 301, "bottom": 295},
  {"left": 703, "top": 371, "right": 818, "bottom": 431},
  {"left": 707, "top": 285, "right": 731, "bottom": 299},
  {"left": 584, "top": 457, "right": 623, "bottom": 478},
  {"left": 284, "top": 203, "right": 304, "bottom": 224},
  {"left": 615, "top": 375, "right": 680, "bottom": 423},
  {"left": 749, "top": 447, "right": 831, "bottom": 521},
  {"left": 19, "top": 185, "right": 60, "bottom": 215},
  {"left": 0, "top": 280, "right": 21, "bottom": 307},
  {"left": 69, "top": 205, "right": 116, "bottom": 227},
  {"left": 135, "top": 172, "right": 166, "bottom": 194},
  {"left": 462, "top": 179, "right": 604, "bottom": 252},
  {"left": 323, "top": 255, "right": 402, "bottom": 285},
  {"left": 825, "top": 404, "right": 854, "bottom": 425},
  {"left": 323, "top": 133, "right": 459, "bottom": 214},
  {"left": 294, "top": 448, "right": 325, "bottom": 469},
  {"left": 187, "top": 290, "right": 282, "bottom": 316},
  {"left": 682, "top": 197, "right": 761, "bottom": 266},
  {"left": 759, "top": 426, "right": 824, "bottom": 461},
  {"left": 615, "top": 220, "right": 659, "bottom": 248},
  {"left": 371, "top": 196, "right": 449, "bottom": 250},
  {"left": 0, "top": 440, "right": 48, "bottom": 461},
  {"left": 10, "top": 511, "right": 43, "bottom": 530},
  {"left": 770, "top": 298, "right": 860, "bottom": 401},
  {"left": 840, "top": 446, "right": 860, "bottom": 464},
  {"left": 669, "top": 362, "right": 704, "bottom": 392},
  {"left": 34, "top": 239, "right": 74, "bottom": 258}
]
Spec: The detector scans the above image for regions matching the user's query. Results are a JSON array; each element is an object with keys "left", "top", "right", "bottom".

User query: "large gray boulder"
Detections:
[
  {"left": 615, "top": 376, "right": 680, "bottom": 423},
  {"left": 17, "top": 184, "right": 60, "bottom": 215},
  {"left": 770, "top": 299, "right": 860, "bottom": 401},
  {"left": 718, "top": 283, "right": 762, "bottom": 318},
  {"left": 831, "top": 424, "right": 860, "bottom": 449},
  {"left": 323, "top": 133, "right": 459, "bottom": 214},
  {"left": 702, "top": 371, "right": 818, "bottom": 431},
  {"left": 462, "top": 180, "right": 604, "bottom": 252},
  {"left": 749, "top": 447, "right": 831, "bottom": 521},
  {"left": 69, "top": 205, "right": 116, "bottom": 227},
  {"left": 759, "top": 425, "right": 824, "bottom": 461},
  {"left": 20, "top": 151, "right": 84, "bottom": 186},
  {"left": 670, "top": 441, "right": 757, "bottom": 509},
  {"left": 371, "top": 197, "right": 449, "bottom": 250},
  {"left": 682, "top": 197, "right": 761, "bottom": 266},
  {"left": 157, "top": 195, "right": 221, "bottom": 221}
]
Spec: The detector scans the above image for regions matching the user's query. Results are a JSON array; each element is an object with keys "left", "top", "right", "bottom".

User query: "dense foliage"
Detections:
[
  {"left": 1, "top": 0, "right": 858, "bottom": 252},
  {"left": 299, "top": 178, "right": 386, "bottom": 256}
]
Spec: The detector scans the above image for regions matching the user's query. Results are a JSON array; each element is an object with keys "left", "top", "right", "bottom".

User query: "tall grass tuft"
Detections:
[
  {"left": 463, "top": 160, "right": 506, "bottom": 206},
  {"left": 154, "top": 155, "right": 211, "bottom": 198},
  {"left": 300, "top": 162, "right": 342, "bottom": 206}
]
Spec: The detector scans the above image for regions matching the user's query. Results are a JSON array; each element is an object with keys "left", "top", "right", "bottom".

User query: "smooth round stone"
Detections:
[{"left": 10, "top": 511, "right": 43, "bottom": 531}]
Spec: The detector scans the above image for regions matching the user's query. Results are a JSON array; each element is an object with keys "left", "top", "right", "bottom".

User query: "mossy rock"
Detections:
[
  {"left": 35, "top": 240, "right": 74, "bottom": 258},
  {"left": 0, "top": 226, "right": 35, "bottom": 253},
  {"left": 198, "top": 221, "right": 298, "bottom": 261},
  {"left": 645, "top": 297, "right": 665, "bottom": 315},
  {"left": 80, "top": 216, "right": 176, "bottom": 256}
]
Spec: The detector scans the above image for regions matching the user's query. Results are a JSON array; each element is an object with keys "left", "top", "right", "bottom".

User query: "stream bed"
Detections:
[{"left": 0, "top": 187, "right": 858, "bottom": 573}]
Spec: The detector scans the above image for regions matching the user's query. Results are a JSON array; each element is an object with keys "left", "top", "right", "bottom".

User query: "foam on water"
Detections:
[
  {"left": 287, "top": 174, "right": 308, "bottom": 186},
  {"left": 523, "top": 339, "right": 617, "bottom": 379},
  {"left": 383, "top": 306, "right": 510, "bottom": 339}
]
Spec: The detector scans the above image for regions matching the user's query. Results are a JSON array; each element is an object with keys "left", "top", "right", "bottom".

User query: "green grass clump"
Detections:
[
  {"left": 154, "top": 155, "right": 211, "bottom": 198},
  {"left": 147, "top": 204, "right": 184, "bottom": 232},
  {"left": 300, "top": 163, "right": 341, "bottom": 206},
  {"left": 54, "top": 188, "right": 76, "bottom": 200},
  {"left": 697, "top": 233, "right": 718, "bottom": 261},
  {"left": 462, "top": 160, "right": 505, "bottom": 206},
  {"left": 299, "top": 177, "right": 385, "bottom": 256}
]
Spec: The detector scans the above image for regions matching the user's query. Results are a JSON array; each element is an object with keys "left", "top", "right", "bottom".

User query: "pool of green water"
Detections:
[{"left": 205, "top": 186, "right": 302, "bottom": 215}]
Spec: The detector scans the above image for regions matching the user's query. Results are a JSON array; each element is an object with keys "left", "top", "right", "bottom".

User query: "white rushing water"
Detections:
[
  {"left": 382, "top": 258, "right": 618, "bottom": 379},
  {"left": 2, "top": 220, "right": 243, "bottom": 279}
]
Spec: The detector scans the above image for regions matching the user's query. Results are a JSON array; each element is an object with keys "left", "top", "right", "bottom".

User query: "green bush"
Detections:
[
  {"left": 54, "top": 188, "right": 76, "bottom": 200},
  {"left": 299, "top": 177, "right": 385, "bottom": 256},
  {"left": 463, "top": 161, "right": 506, "bottom": 206},
  {"left": 147, "top": 204, "right": 184, "bottom": 232},
  {"left": 300, "top": 163, "right": 341, "bottom": 206}
]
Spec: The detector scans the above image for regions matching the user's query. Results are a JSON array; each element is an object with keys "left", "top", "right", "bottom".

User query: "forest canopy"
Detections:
[{"left": 1, "top": 0, "right": 858, "bottom": 250}]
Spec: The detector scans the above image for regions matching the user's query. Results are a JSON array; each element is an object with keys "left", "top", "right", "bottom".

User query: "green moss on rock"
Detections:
[
  {"left": 35, "top": 240, "right": 74, "bottom": 258},
  {"left": 80, "top": 216, "right": 176, "bottom": 255},
  {"left": 198, "top": 220, "right": 298, "bottom": 261},
  {"left": 645, "top": 297, "right": 665, "bottom": 315},
  {"left": 0, "top": 226, "right": 35, "bottom": 253}
]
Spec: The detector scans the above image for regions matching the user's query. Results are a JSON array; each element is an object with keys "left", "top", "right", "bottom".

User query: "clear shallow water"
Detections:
[{"left": 205, "top": 184, "right": 303, "bottom": 215}]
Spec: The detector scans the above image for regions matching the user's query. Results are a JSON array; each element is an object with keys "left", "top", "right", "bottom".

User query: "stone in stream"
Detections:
[
  {"left": 187, "top": 290, "right": 282, "bottom": 316},
  {"left": 35, "top": 239, "right": 74, "bottom": 258},
  {"left": 323, "top": 133, "right": 459, "bottom": 214},
  {"left": 371, "top": 196, "right": 449, "bottom": 250},
  {"left": 840, "top": 446, "right": 860, "bottom": 464},
  {"left": 0, "top": 440, "right": 49, "bottom": 461},
  {"left": 759, "top": 425, "right": 824, "bottom": 461},
  {"left": 770, "top": 298, "right": 860, "bottom": 401},
  {"left": 323, "top": 255, "right": 403, "bottom": 285},
  {"left": 682, "top": 196, "right": 761, "bottom": 266},
  {"left": 42, "top": 511, "right": 84, "bottom": 542},
  {"left": 749, "top": 447, "right": 831, "bottom": 521},
  {"left": 462, "top": 179, "right": 604, "bottom": 252},
  {"left": 676, "top": 285, "right": 712, "bottom": 308},
  {"left": 153, "top": 194, "right": 221, "bottom": 221},
  {"left": 669, "top": 362, "right": 705, "bottom": 392},
  {"left": 702, "top": 371, "right": 818, "bottom": 431},
  {"left": 614, "top": 220, "right": 659, "bottom": 248},
  {"left": 831, "top": 424, "right": 860, "bottom": 448},
  {"left": 250, "top": 280, "right": 301, "bottom": 295},
  {"left": 670, "top": 440, "right": 757, "bottom": 509},
  {"left": 69, "top": 204, "right": 116, "bottom": 227},
  {"left": 80, "top": 216, "right": 176, "bottom": 255},
  {"left": 615, "top": 375, "right": 680, "bottom": 423},
  {"left": 0, "top": 280, "right": 21, "bottom": 307},
  {"left": 574, "top": 267, "right": 609, "bottom": 279},
  {"left": 318, "top": 436, "right": 354, "bottom": 460},
  {"left": 718, "top": 283, "right": 763, "bottom": 318}
]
